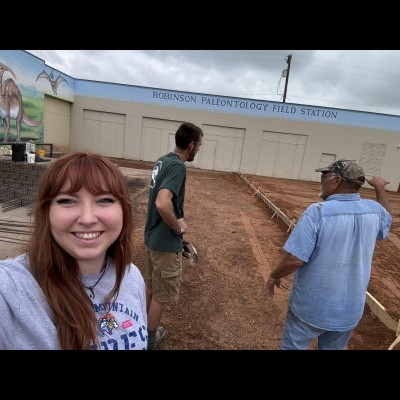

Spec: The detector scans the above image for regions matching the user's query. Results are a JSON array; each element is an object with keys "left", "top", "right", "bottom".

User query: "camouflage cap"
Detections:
[{"left": 315, "top": 159, "right": 366, "bottom": 186}]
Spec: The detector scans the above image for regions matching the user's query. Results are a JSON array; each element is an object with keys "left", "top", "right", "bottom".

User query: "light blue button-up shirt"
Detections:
[{"left": 283, "top": 193, "right": 392, "bottom": 330}]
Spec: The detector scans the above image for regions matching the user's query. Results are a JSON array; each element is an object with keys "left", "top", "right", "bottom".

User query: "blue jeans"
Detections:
[{"left": 282, "top": 307, "right": 353, "bottom": 350}]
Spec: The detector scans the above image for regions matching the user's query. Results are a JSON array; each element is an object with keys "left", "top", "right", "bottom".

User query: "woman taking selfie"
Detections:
[{"left": 0, "top": 152, "right": 147, "bottom": 350}]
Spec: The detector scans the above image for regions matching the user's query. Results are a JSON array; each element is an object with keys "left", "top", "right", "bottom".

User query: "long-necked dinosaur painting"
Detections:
[
  {"left": 0, "top": 63, "right": 42, "bottom": 142},
  {"left": 36, "top": 69, "right": 68, "bottom": 95}
]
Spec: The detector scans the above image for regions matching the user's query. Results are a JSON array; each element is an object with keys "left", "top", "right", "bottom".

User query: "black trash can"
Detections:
[{"left": 11, "top": 143, "right": 26, "bottom": 162}]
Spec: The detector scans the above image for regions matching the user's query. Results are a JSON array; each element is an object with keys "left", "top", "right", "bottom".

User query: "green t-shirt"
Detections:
[{"left": 144, "top": 152, "right": 186, "bottom": 252}]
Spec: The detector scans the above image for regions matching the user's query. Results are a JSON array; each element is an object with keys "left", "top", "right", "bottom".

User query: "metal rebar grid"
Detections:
[{"left": 0, "top": 159, "right": 48, "bottom": 213}]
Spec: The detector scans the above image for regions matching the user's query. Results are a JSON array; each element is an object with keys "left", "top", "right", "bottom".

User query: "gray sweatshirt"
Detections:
[{"left": 0, "top": 254, "right": 147, "bottom": 350}]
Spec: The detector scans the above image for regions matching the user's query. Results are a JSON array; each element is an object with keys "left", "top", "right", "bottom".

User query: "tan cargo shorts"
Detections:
[{"left": 146, "top": 247, "right": 182, "bottom": 303}]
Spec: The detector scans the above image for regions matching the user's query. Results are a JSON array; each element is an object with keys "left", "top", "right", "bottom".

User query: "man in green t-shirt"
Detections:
[{"left": 144, "top": 122, "right": 203, "bottom": 350}]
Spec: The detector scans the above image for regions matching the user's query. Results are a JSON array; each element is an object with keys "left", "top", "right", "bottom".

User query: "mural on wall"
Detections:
[
  {"left": 36, "top": 69, "right": 68, "bottom": 95},
  {"left": 0, "top": 50, "right": 74, "bottom": 143},
  {"left": 0, "top": 62, "right": 42, "bottom": 142}
]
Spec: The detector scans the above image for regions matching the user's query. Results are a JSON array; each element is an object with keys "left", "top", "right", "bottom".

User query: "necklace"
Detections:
[{"left": 80, "top": 258, "right": 107, "bottom": 300}]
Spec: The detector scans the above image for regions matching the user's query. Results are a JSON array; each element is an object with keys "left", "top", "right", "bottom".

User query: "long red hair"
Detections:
[{"left": 28, "top": 152, "right": 134, "bottom": 349}]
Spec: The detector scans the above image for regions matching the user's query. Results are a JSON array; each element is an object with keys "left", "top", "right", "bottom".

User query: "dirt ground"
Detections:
[
  {"left": 1, "top": 157, "right": 399, "bottom": 350},
  {"left": 112, "top": 159, "right": 400, "bottom": 350}
]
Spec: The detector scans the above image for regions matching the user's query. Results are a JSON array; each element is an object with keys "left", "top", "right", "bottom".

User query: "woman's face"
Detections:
[{"left": 49, "top": 183, "right": 123, "bottom": 272}]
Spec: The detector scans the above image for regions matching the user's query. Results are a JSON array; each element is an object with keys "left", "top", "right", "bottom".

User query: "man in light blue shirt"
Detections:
[{"left": 266, "top": 160, "right": 392, "bottom": 350}]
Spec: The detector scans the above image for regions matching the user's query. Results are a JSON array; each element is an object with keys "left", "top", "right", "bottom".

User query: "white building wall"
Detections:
[
  {"left": 70, "top": 95, "right": 400, "bottom": 191},
  {"left": 2, "top": 51, "right": 399, "bottom": 191}
]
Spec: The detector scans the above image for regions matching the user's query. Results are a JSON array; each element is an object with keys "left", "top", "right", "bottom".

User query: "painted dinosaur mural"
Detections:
[
  {"left": 36, "top": 69, "right": 68, "bottom": 95},
  {"left": 0, "top": 63, "right": 41, "bottom": 142}
]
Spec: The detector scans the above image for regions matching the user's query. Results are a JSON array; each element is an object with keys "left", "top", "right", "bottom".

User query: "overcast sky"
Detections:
[{"left": 26, "top": 50, "right": 400, "bottom": 116}]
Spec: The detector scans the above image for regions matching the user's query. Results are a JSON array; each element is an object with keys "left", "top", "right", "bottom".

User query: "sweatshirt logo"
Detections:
[{"left": 97, "top": 313, "right": 119, "bottom": 337}]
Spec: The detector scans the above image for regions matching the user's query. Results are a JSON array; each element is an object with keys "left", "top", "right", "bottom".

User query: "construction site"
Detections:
[{"left": 1, "top": 155, "right": 399, "bottom": 350}]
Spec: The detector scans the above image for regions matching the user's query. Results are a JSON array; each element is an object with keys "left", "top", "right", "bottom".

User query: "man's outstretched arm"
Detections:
[{"left": 367, "top": 176, "right": 392, "bottom": 215}]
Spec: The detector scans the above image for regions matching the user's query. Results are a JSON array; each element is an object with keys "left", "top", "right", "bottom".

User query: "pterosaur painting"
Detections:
[
  {"left": 0, "top": 63, "right": 42, "bottom": 142},
  {"left": 36, "top": 69, "right": 68, "bottom": 95}
]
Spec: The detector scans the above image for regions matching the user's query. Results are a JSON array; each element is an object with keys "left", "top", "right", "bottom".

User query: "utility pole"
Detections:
[{"left": 282, "top": 54, "right": 292, "bottom": 103}]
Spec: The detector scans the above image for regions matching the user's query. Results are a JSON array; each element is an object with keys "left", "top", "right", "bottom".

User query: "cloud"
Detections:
[{"left": 26, "top": 50, "right": 400, "bottom": 116}]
